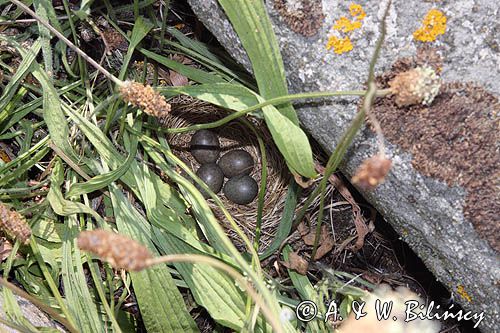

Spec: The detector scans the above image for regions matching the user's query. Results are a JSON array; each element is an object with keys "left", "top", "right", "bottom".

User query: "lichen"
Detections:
[
  {"left": 413, "top": 9, "right": 447, "bottom": 42},
  {"left": 326, "top": 36, "right": 354, "bottom": 54},
  {"left": 457, "top": 285, "right": 473, "bottom": 303},
  {"left": 333, "top": 16, "right": 362, "bottom": 33},
  {"left": 326, "top": 3, "right": 365, "bottom": 55}
]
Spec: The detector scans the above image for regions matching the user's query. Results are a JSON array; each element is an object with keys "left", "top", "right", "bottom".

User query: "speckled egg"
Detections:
[
  {"left": 190, "top": 130, "right": 220, "bottom": 164},
  {"left": 218, "top": 150, "right": 254, "bottom": 178},
  {"left": 195, "top": 163, "right": 224, "bottom": 198},
  {"left": 223, "top": 175, "right": 258, "bottom": 205}
]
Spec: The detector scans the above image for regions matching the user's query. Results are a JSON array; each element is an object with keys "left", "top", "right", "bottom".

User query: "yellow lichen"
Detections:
[
  {"left": 349, "top": 3, "right": 366, "bottom": 21},
  {"left": 333, "top": 16, "right": 362, "bottom": 33},
  {"left": 413, "top": 9, "right": 447, "bottom": 42},
  {"left": 326, "top": 36, "right": 354, "bottom": 54},
  {"left": 457, "top": 285, "right": 473, "bottom": 303}
]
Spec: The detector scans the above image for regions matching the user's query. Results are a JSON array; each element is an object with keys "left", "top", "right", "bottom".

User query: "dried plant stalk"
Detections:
[
  {"left": 0, "top": 202, "right": 31, "bottom": 245},
  {"left": 77, "top": 230, "right": 152, "bottom": 271}
]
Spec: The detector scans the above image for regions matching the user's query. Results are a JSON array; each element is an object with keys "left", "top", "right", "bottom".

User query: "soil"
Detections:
[{"left": 372, "top": 48, "right": 500, "bottom": 252}]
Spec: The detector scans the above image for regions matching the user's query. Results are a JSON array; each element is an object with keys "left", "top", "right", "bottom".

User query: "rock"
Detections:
[
  {"left": 187, "top": 0, "right": 500, "bottom": 331},
  {"left": 0, "top": 293, "right": 64, "bottom": 332}
]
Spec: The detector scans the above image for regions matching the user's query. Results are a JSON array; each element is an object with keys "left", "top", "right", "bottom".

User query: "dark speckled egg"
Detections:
[
  {"left": 223, "top": 175, "right": 258, "bottom": 205},
  {"left": 190, "top": 130, "right": 220, "bottom": 164},
  {"left": 195, "top": 163, "right": 224, "bottom": 198},
  {"left": 218, "top": 150, "right": 254, "bottom": 178}
]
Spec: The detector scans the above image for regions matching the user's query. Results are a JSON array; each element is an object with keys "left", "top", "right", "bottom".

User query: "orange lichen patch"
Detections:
[
  {"left": 327, "top": 3, "right": 365, "bottom": 54},
  {"left": 333, "top": 16, "right": 362, "bottom": 33},
  {"left": 457, "top": 285, "right": 473, "bottom": 303},
  {"left": 413, "top": 9, "right": 447, "bottom": 42},
  {"left": 349, "top": 3, "right": 366, "bottom": 21},
  {"left": 326, "top": 36, "right": 354, "bottom": 54}
]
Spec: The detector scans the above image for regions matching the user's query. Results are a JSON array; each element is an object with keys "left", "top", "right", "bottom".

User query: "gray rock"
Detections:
[
  {"left": 0, "top": 293, "right": 64, "bottom": 332},
  {"left": 188, "top": 0, "right": 500, "bottom": 331}
]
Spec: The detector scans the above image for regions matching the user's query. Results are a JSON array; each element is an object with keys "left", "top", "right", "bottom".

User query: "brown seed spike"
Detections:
[
  {"left": 0, "top": 202, "right": 31, "bottom": 245},
  {"left": 352, "top": 155, "right": 392, "bottom": 190},
  {"left": 77, "top": 230, "right": 153, "bottom": 271},
  {"left": 119, "top": 81, "right": 171, "bottom": 118}
]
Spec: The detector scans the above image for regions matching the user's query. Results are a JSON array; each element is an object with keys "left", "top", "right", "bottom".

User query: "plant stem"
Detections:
[
  {"left": 308, "top": 0, "right": 393, "bottom": 260},
  {"left": 156, "top": 89, "right": 391, "bottom": 134},
  {"left": 146, "top": 254, "right": 284, "bottom": 333},
  {"left": 9, "top": 0, "right": 122, "bottom": 86}
]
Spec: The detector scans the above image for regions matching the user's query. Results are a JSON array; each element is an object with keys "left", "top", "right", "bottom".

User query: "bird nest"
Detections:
[{"left": 162, "top": 96, "right": 331, "bottom": 252}]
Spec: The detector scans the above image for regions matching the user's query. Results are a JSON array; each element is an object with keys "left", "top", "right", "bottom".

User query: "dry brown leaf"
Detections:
[
  {"left": 314, "top": 235, "right": 335, "bottom": 260},
  {"left": 282, "top": 251, "right": 308, "bottom": 275},
  {"left": 302, "top": 224, "right": 330, "bottom": 246},
  {"left": 169, "top": 70, "right": 189, "bottom": 86},
  {"left": 293, "top": 173, "right": 315, "bottom": 188},
  {"left": 0, "top": 237, "right": 14, "bottom": 261}
]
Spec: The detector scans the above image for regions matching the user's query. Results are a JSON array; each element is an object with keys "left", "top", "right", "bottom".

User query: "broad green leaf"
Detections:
[
  {"left": 140, "top": 48, "right": 226, "bottom": 84},
  {"left": 61, "top": 214, "right": 104, "bottom": 332},
  {"left": 65, "top": 149, "right": 135, "bottom": 198},
  {"left": 157, "top": 233, "right": 251, "bottom": 331},
  {"left": 32, "top": 217, "right": 64, "bottom": 243},
  {"left": 118, "top": 16, "right": 154, "bottom": 80},
  {"left": 216, "top": 0, "right": 298, "bottom": 124},
  {"left": 54, "top": 163, "right": 104, "bottom": 331},
  {"left": 31, "top": 69, "right": 76, "bottom": 161},
  {"left": 262, "top": 104, "right": 315, "bottom": 177},
  {"left": 47, "top": 159, "right": 106, "bottom": 225},
  {"left": 110, "top": 185, "right": 199, "bottom": 333},
  {"left": 164, "top": 83, "right": 259, "bottom": 111}
]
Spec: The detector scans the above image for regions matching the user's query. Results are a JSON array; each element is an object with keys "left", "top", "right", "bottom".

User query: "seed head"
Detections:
[
  {"left": 0, "top": 202, "right": 31, "bottom": 245},
  {"left": 77, "top": 230, "right": 152, "bottom": 271},
  {"left": 120, "top": 81, "right": 171, "bottom": 118},
  {"left": 352, "top": 155, "right": 392, "bottom": 190},
  {"left": 389, "top": 66, "right": 441, "bottom": 107}
]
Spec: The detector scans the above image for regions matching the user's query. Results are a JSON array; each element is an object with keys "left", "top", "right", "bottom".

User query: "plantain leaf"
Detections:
[
  {"left": 140, "top": 48, "right": 226, "bottom": 84},
  {"left": 109, "top": 185, "right": 199, "bottom": 333},
  {"left": 216, "top": 0, "right": 298, "bottom": 124},
  {"left": 65, "top": 149, "right": 135, "bottom": 198}
]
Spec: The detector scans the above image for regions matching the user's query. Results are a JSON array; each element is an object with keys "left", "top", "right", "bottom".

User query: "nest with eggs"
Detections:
[{"left": 162, "top": 96, "right": 332, "bottom": 252}]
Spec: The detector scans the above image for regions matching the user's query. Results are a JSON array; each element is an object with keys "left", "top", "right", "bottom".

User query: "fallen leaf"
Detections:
[
  {"left": 302, "top": 224, "right": 330, "bottom": 246},
  {"left": 169, "top": 70, "right": 189, "bottom": 86},
  {"left": 314, "top": 236, "right": 335, "bottom": 260},
  {"left": 282, "top": 251, "right": 308, "bottom": 275},
  {"left": 293, "top": 173, "right": 315, "bottom": 188}
]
